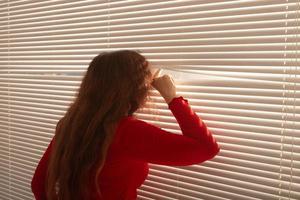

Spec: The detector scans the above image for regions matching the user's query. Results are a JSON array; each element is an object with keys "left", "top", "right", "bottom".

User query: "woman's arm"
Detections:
[{"left": 118, "top": 96, "right": 220, "bottom": 166}]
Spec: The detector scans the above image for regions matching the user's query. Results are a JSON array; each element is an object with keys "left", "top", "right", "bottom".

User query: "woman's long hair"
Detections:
[{"left": 46, "top": 50, "right": 152, "bottom": 200}]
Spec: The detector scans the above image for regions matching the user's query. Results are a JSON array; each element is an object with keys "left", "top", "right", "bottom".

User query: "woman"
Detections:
[{"left": 31, "top": 49, "right": 220, "bottom": 200}]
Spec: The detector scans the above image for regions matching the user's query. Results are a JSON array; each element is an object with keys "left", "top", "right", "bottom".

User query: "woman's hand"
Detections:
[{"left": 151, "top": 69, "right": 177, "bottom": 104}]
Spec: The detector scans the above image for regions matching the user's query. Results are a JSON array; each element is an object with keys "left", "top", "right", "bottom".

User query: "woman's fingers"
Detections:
[
  {"left": 153, "top": 69, "right": 162, "bottom": 79},
  {"left": 170, "top": 76, "right": 175, "bottom": 85}
]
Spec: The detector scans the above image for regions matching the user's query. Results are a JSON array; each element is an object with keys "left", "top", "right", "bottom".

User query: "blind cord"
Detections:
[
  {"left": 279, "top": 1, "right": 289, "bottom": 199},
  {"left": 7, "top": 0, "right": 12, "bottom": 197},
  {"left": 107, "top": 0, "right": 111, "bottom": 49},
  {"left": 288, "top": 0, "right": 298, "bottom": 198}
]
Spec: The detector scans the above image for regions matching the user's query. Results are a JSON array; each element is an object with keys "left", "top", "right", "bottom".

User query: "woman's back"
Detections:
[{"left": 32, "top": 96, "right": 220, "bottom": 200}]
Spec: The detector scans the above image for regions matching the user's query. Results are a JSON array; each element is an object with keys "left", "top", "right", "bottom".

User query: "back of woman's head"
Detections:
[
  {"left": 80, "top": 49, "right": 152, "bottom": 116},
  {"left": 46, "top": 49, "right": 152, "bottom": 200}
]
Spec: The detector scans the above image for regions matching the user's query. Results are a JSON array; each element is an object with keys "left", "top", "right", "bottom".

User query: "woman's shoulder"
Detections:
[
  {"left": 116, "top": 115, "right": 139, "bottom": 130},
  {"left": 114, "top": 115, "right": 146, "bottom": 139},
  {"left": 109, "top": 116, "right": 138, "bottom": 148}
]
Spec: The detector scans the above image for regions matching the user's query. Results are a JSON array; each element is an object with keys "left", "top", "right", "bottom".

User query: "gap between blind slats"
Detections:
[
  {"left": 0, "top": 42, "right": 296, "bottom": 51},
  {"left": 0, "top": 74, "right": 299, "bottom": 86},
  {"left": 0, "top": 65, "right": 295, "bottom": 73},
  {"left": 1, "top": 25, "right": 299, "bottom": 41},
  {"left": 0, "top": 58, "right": 298, "bottom": 67},
  {"left": 0, "top": 46, "right": 298, "bottom": 54},
  {"left": 0, "top": 51, "right": 300, "bottom": 61},
  {"left": 0, "top": 77, "right": 300, "bottom": 90},
  {"left": 1, "top": 73, "right": 299, "bottom": 89}
]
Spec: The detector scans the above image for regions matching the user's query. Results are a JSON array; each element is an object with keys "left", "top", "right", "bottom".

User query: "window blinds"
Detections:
[{"left": 0, "top": 0, "right": 299, "bottom": 199}]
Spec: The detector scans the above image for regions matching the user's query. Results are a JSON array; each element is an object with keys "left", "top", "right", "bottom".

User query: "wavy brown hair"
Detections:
[{"left": 46, "top": 50, "right": 152, "bottom": 199}]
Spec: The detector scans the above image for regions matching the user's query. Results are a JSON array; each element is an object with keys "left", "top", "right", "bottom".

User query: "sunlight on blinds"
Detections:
[{"left": 0, "top": 0, "right": 299, "bottom": 200}]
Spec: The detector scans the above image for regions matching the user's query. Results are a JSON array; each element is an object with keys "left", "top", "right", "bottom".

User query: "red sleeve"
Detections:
[
  {"left": 118, "top": 96, "right": 220, "bottom": 166},
  {"left": 31, "top": 138, "right": 54, "bottom": 200}
]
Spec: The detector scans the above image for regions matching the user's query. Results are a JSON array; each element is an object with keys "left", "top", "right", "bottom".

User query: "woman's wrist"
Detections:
[{"left": 165, "top": 95, "right": 179, "bottom": 104}]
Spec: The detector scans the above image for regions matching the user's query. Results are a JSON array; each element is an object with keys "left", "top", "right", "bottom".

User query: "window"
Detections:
[{"left": 0, "top": 1, "right": 299, "bottom": 199}]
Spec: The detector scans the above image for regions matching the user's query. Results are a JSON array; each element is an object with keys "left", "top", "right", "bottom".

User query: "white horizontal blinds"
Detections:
[
  {"left": 0, "top": 0, "right": 298, "bottom": 200},
  {"left": 107, "top": 0, "right": 300, "bottom": 200},
  {"left": 0, "top": 0, "right": 111, "bottom": 199}
]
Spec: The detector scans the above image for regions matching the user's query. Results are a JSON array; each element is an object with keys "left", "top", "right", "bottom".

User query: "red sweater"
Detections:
[{"left": 31, "top": 96, "right": 220, "bottom": 200}]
